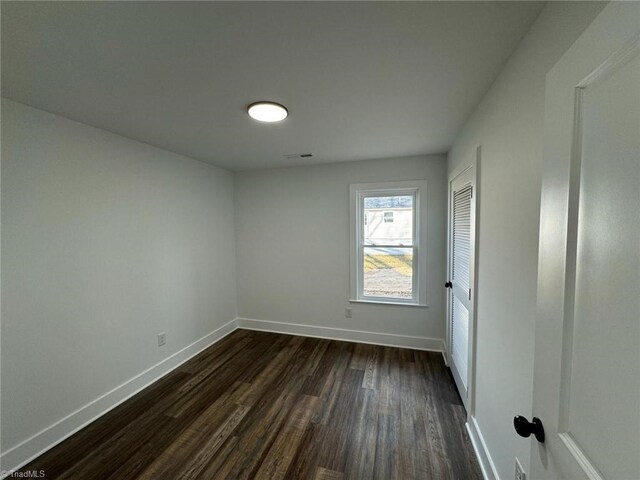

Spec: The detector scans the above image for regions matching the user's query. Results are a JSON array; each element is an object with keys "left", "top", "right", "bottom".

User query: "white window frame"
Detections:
[{"left": 349, "top": 180, "right": 428, "bottom": 306}]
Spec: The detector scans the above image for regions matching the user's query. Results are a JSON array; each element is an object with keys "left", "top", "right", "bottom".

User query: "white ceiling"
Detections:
[{"left": 2, "top": 1, "right": 544, "bottom": 171}]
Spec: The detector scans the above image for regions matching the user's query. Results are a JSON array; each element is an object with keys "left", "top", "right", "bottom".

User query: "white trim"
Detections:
[
  {"left": 446, "top": 148, "right": 479, "bottom": 414},
  {"left": 348, "top": 298, "right": 429, "bottom": 307},
  {"left": 558, "top": 433, "right": 605, "bottom": 480},
  {"left": 0, "top": 319, "right": 238, "bottom": 476},
  {"left": 1, "top": 317, "right": 444, "bottom": 476},
  {"left": 441, "top": 350, "right": 449, "bottom": 367},
  {"left": 349, "top": 180, "right": 428, "bottom": 307},
  {"left": 576, "top": 32, "right": 639, "bottom": 89},
  {"left": 469, "top": 146, "right": 481, "bottom": 415},
  {"left": 448, "top": 161, "right": 475, "bottom": 185},
  {"left": 466, "top": 415, "right": 500, "bottom": 480},
  {"left": 236, "top": 317, "right": 444, "bottom": 352}
]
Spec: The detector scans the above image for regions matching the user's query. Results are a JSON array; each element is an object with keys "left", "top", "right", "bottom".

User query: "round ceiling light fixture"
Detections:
[{"left": 247, "top": 101, "right": 288, "bottom": 123}]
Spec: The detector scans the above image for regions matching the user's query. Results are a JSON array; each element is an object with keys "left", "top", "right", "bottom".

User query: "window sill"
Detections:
[{"left": 349, "top": 299, "right": 429, "bottom": 308}]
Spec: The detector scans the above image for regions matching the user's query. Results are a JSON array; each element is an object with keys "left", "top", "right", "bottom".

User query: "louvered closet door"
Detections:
[{"left": 448, "top": 165, "right": 475, "bottom": 407}]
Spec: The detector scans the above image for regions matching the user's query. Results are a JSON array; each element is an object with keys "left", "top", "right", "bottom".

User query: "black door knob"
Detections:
[
  {"left": 514, "top": 415, "right": 545, "bottom": 443},
  {"left": 445, "top": 281, "right": 452, "bottom": 288}
]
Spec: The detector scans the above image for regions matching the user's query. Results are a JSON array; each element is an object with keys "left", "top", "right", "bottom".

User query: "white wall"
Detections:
[
  {"left": 0, "top": 2, "right": 609, "bottom": 474},
  {"left": 1, "top": 100, "right": 237, "bottom": 458},
  {"left": 447, "top": 2, "right": 605, "bottom": 479},
  {"left": 234, "top": 155, "right": 447, "bottom": 344}
]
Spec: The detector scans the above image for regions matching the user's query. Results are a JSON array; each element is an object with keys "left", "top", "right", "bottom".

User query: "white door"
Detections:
[
  {"left": 530, "top": 3, "right": 639, "bottom": 479},
  {"left": 447, "top": 159, "right": 477, "bottom": 410}
]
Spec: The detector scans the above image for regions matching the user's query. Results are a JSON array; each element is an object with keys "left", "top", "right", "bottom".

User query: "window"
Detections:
[{"left": 349, "top": 180, "right": 427, "bottom": 306}]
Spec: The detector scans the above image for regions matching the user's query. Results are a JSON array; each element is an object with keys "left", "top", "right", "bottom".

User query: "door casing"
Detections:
[{"left": 446, "top": 146, "right": 480, "bottom": 413}]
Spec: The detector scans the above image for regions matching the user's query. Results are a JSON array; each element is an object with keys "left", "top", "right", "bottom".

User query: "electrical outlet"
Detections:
[
  {"left": 515, "top": 458, "right": 526, "bottom": 480},
  {"left": 157, "top": 332, "right": 166, "bottom": 347},
  {"left": 345, "top": 307, "right": 353, "bottom": 318}
]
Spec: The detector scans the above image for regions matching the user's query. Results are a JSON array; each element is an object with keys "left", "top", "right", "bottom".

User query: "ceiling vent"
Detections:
[{"left": 284, "top": 153, "right": 314, "bottom": 159}]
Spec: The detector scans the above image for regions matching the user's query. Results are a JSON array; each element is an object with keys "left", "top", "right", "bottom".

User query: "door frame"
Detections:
[{"left": 446, "top": 146, "right": 480, "bottom": 413}]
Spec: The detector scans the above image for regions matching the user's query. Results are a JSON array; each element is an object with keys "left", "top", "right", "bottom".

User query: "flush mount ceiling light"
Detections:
[{"left": 247, "top": 102, "right": 288, "bottom": 123}]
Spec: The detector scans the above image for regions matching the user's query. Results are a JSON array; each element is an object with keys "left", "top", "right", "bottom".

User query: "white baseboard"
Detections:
[
  {"left": 236, "top": 317, "right": 444, "bottom": 352},
  {"left": 466, "top": 415, "right": 500, "bottom": 480},
  {"left": 442, "top": 350, "right": 449, "bottom": 367},
  {"left": 0, "top": 319, "right": 238, "bottom": 477},
  {"left": 2, "top": 317, "right": 444, "bottom": 476}
]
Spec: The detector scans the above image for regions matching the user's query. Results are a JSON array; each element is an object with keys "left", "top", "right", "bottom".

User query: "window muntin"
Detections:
[
  {"left": 350, "top": 182, "right": 426, "bottom": 306},
  {"left": 362, "top": 194, "right": 414, "bottom": 299}
]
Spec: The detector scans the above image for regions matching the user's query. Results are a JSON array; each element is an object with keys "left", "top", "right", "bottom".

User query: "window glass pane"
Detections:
[
  {"left": 363, "top": 246, "right": 413, "bottom": 299},
  {"left": 363, "top": 195, "right": 413, "bottom": 246}
]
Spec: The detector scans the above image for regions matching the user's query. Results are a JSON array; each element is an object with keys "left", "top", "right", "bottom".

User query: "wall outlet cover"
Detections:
[
  {"left": 345, "top": 307, "right": 353, "bottom": 318},
  {"left": 158, "top": 332, "right": 166, "bottom": 347}
]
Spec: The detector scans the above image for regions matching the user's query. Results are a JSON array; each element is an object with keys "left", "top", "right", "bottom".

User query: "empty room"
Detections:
[{"left": 1, "top": 1, "right": 638, "bottom": 479}]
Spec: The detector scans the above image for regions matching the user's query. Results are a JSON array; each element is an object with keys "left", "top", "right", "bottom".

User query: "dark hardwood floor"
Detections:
[{"left": 20, "top": 330, "right": 482, "bottom": 479}]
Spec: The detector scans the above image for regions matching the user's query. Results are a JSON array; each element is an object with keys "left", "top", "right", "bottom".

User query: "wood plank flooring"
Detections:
[{"left": 19, "top": 330, "right": 482, "bottom": 479}]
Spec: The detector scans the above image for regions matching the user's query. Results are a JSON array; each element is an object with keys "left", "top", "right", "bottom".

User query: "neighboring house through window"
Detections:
[{"left": 349, "top": 180, "right": 427, "bottom": 305}]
